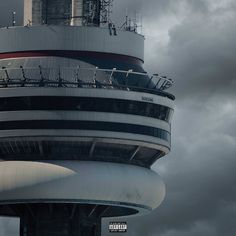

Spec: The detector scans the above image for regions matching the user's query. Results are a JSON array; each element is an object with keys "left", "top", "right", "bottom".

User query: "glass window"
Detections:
[
  {"left": 0, "top": 96, "right": 173, "bottom": 122},
  {"left": 0, "top": 120, "right": 171, "bottom": 142}
]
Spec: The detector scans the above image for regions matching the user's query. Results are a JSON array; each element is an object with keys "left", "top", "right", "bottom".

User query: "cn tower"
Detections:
[{"left": 0, "top": 0, "right": 175, "bottom": 235}]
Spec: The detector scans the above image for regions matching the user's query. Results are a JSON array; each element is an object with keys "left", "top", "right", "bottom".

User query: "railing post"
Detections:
[
  {"left": 20, "top": 66, "right": 27, "bottom": 87},
  {"left": 93, "top": 67, "right": 98, "bottom": 81},
  {"left": 39, "top": 65, "right": 45, "bottom": 87},
  {"left": 109, "top": 68, "right": 116, "bottom": 84},
  {"left": 58, "top": 67, "right": 62, "bottom": 87},
  {"left": 4, "top": 68, "right": 10, "bottom": 87}
]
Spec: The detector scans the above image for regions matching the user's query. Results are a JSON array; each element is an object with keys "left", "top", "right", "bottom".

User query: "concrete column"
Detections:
[
  {"left": 24, "top": 0, "right": 33, "bottom": 25},
  {"left": 71, "top": 0, "right": 84, "bottom": 26},
  {"left": 24, "top": 0, "right": 44, "bottom": 25}
]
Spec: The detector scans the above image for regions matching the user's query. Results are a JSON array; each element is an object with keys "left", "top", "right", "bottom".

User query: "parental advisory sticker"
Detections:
[{"left": 109, "top": 222, "right": 127, "bottom": 233}]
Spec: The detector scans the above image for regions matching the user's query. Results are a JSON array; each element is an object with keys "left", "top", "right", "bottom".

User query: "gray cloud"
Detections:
[
  {"left": 143, "top": 0, "right": 236, "bottom": 100},
  {"left": 103, "top": 0, "right": 236, "bottom": 236}
]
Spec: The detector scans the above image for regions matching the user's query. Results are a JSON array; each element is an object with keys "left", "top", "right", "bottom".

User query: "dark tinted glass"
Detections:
[{"left": 0, "top": 96, "right": 173, "bottom": 122}]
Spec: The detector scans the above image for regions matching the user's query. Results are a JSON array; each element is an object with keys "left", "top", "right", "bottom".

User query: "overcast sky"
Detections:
[{"left": 0, "top": 0, "right": 236, "bottom": 236}]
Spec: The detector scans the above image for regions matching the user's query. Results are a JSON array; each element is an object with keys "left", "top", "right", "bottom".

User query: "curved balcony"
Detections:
[
  {"left": 0, "top": 161, "right": 165, "bottom": 216},
  {"left": 0, "top": 66, "right": 175, "bottom": 100},
  {"left": 0, "top": 67, "right": 174, "bottom": 167}
]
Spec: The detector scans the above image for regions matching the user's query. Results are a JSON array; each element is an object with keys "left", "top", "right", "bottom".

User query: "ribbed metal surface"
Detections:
[{"left": 0, "top": 26, "right": 145, "bottom": 61}]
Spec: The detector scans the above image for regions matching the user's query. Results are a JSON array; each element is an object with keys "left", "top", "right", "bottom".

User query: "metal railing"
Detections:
[{"left": 0, "top": 66, "right": 175, "bottom": 99}]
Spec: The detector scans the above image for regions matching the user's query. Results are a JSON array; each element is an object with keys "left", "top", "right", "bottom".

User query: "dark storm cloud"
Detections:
[
  {"left": 142, "top": 0, "right": 236, "bottom": 100},
  {"left": 113, "top": 0, "right": 172, "bottom": 18},
  {"left": 1, "top": 1, "right": 236, "bottom": 236},
  {"left": 103, "top": 0, "right": 236, "bottom": 236},
  {"left": 113, "top": 0, "right": 208, "bottom": 27},
  {"left": 163, "top": 9, "right": 236, "bottom": 99}
]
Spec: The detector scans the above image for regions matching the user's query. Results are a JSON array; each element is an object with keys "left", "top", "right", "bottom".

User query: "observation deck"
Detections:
[{"left": 0, "top": 65, "right": 174, "bottom": 168}]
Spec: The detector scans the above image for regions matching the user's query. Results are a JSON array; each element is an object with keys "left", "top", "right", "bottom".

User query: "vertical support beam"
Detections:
[
  {"left": 129, "top": 146, "right": 140, "bottom": 161},
  {"left": 20, "top": 208, "right": 32, "bottom": 236},
  {"left": 38, "top": 141, "right": 44, "bottom": 156},
  {"left": 24, "top": 0, "right": 33, "bottom": 25},
  {"left": 94, "top": 221, "right": 101, "bottom": 236},
  {"left": 71, "top": 0, "right": 84, "bottom": 26},
  {"left": 24, "top": 0, "right": 44, "bottom": 25},
  {"left": 70, "top": 204, "right": 77, "bottom": 219},
  {"left": 88, "top": 205, "right": 98, "bottom": 217},
  {"left": 89, "top": 140, "right": 97, "bottom": 158}
]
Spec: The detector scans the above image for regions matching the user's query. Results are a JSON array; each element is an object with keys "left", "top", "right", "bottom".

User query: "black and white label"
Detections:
[{"left": 109, "top": 222, "right": 127, "bottom": 233}]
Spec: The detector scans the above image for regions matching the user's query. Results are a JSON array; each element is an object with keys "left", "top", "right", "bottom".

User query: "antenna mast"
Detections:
[
  {"left": 12, "top": 11, "right": 16, "bottom": 26},
  {"left": 82, "top": 0, "right": 113, "bottom": 26},
  {"left": 100, "top": 0, "right": 114, "bottom": 25}
]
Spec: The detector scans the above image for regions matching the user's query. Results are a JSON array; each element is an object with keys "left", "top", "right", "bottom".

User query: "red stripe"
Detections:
[{"left": 0, "top": 50, "right": 143, "bottom": 66}]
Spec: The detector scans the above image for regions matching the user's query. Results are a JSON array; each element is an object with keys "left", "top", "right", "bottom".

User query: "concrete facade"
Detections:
[
  {"left": 24, "top": 0, "right": 73, "bottom": 25},
  {"left": 0, "top": 26, "right": 144, "bottom": 62}
]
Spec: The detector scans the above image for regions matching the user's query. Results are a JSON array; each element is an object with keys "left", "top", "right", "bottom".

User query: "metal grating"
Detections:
[{"left": 0, "top": 139, "right": 164, "bottom": 167}]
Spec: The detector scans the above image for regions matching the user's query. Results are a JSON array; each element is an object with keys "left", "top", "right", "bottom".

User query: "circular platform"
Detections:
[{"left": 0, "top": 161, "right": 165, "bottom": 217}]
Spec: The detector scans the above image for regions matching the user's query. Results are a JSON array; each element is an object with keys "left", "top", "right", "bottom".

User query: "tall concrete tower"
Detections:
[{"left": 0, "top": 0, "right": 175, "bottom": 235}]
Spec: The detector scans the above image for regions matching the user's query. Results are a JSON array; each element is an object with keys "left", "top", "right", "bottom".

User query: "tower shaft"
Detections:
[
  {"left": 19, "top": 204, "right": 101, "bottom": 236},
  {"left": 24, "top": 0, "right": 101, "bottom": 26},
  {"left": 71, "top": 0, "right": 84, "bottom": 26}
]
